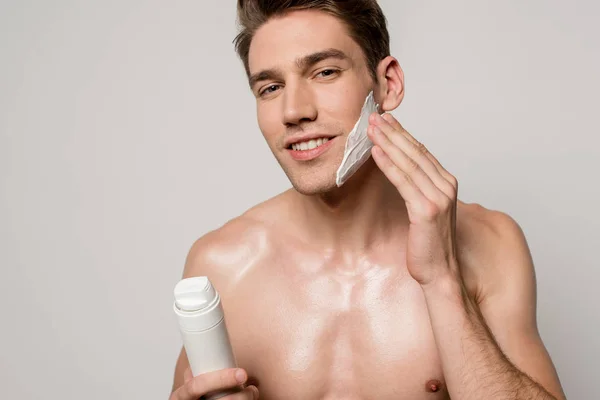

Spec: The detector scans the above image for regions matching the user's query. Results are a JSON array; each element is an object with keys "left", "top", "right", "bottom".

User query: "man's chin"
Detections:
[
  {"left": 289, "top": 177, "right": 339, "bottom": 196},
  {"left": 289, "top": 157, "right": 381, "bottom": 196}
]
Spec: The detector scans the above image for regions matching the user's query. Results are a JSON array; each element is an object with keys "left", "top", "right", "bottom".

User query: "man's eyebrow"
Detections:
[
  {"left": 248, "top": 48, "right": 350, "bottom": 89},
  {"left": 249, "top": 69, "right": 283, "bottom": 90},
  {"left": 295, "top": 48, "right": 350, "bottom": 70}
]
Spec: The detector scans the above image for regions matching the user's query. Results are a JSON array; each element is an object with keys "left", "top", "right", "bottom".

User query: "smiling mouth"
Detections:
[{"left": 288, "top": 137, "right": 331, "bottom": 151}]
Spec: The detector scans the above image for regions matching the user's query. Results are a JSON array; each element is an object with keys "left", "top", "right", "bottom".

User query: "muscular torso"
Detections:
[{"left": 189, "top": 194, "right": 491, "bottom": 400}]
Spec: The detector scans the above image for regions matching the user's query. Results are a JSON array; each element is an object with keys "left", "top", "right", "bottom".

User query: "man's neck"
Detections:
[{"left": 294, "top": 159, "right": 410, "bottom": 254}]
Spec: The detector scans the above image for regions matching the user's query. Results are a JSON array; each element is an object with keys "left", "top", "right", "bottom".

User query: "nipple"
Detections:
[{"left": 425, "top": 379, "right": 443, "bottom": 393}]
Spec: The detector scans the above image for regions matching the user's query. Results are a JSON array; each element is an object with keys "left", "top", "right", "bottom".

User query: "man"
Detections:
[{"left": 170, "top": 1, "right": 566, "bottom": 399}]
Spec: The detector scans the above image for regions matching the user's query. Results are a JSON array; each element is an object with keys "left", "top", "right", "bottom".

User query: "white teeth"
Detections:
[{"left": 291, "top": 137, "right": 330, "bottom": 151}]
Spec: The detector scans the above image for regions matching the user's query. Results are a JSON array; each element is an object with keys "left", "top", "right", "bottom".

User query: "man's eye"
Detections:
[
  {"left": 317, "top": 69, "right": 339, "bottom": 78},
  {"left": 260, "top": 85, "right": 281, "bottom": 96}
]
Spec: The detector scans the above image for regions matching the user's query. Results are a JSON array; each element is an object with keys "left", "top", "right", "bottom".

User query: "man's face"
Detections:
[{"left": 248, "top": 10, "right": 375, "bottom": 195}]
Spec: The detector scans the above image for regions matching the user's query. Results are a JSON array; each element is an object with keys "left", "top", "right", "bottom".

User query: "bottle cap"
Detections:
[
  {"left": 174, "top": 277, "right": 217, "bottom": 312},
  {"left": 173, "top": 277, "right": 224, "bottom": 332}
]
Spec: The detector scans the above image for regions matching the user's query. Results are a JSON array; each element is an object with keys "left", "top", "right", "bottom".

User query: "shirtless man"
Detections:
[{"left": 169, "top": 1, "right": 566, "bottom": 399}]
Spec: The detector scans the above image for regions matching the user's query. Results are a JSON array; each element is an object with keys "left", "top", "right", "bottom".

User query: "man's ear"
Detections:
[{"left": 374, "top": 56, "right": 405, "bottom": 112}]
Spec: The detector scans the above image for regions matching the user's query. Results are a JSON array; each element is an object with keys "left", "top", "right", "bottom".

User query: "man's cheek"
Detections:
[{"left": 257, "top": 115, "right": 277, "bottom": 143}]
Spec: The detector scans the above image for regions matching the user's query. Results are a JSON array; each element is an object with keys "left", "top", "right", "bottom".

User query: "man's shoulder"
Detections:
[
  {"left": 457, "top": 201, "right": 534, "bottom": 299},
  {"left": 182, "top": 191, "right": 293, "bottom": 279},
  {"left": 458, "top": 201, "right": 526, "bottom": 245}
]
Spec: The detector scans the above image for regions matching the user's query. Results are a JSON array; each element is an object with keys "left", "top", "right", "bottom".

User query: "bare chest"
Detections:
[{"left": 221, "top": 264, "right": 450, "bottom": 400}]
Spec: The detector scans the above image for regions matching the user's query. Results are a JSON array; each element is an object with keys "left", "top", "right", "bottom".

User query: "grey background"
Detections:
[{"left": 1, "top": 1, "right": 598, "bottom": 399}]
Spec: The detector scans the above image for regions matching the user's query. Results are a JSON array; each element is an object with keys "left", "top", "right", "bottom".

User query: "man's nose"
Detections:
[{"left": 282, "top": 82, "right": 318, "bottom": 126}]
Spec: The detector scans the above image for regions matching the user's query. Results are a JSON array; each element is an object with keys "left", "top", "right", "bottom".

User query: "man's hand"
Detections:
[
  {"left": 367, "top": 112, "right": 460, "bottom": 287},
  {"left": 169, "top": 367, "right": 259, "bottom": 400}
]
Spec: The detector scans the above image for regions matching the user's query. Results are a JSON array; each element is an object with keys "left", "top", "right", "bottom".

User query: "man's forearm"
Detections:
[{"left": 421, "top": 271, "right": 558, "bottom": 400}]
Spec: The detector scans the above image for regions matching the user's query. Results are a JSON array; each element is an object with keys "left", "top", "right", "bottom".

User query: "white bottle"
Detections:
[{"left": 174, "top": 277, "right": 238, "bottom": 399}]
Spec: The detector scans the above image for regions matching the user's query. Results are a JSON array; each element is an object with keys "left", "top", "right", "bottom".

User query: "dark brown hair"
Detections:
[{"left": 234, "top": 0, "right": 390, "bottom": 82}]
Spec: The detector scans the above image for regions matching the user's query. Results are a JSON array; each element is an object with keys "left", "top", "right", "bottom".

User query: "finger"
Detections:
[
  {"left": 373, "top": 114, "right": 456, "bottom": 199},
  {"left": 381, "top": 113, "right": 458, "bottom": 191},
  {"left": 381, "top": 112, "right": 407, "bottom": 137},
  {"left": 379, "top": 112, "right": 456, "bottom": 186},
  {"left": 371, "top": 145, "right": 435, "bottom": 219},
  {"left": 174, "top": 368, "right": 247, "bottom": 400},
  {"left": 369, "top": 125, "right": 449, "bottom": 205}
]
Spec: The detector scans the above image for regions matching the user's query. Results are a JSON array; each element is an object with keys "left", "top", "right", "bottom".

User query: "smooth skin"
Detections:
[{"left": 170, "top": 9, "right": 565, "bottom": 400}]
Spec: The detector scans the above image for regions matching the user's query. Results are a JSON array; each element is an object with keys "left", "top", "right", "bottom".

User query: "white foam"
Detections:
[{"left": 335, "top": 91, "right": 380, "bottom": 186}]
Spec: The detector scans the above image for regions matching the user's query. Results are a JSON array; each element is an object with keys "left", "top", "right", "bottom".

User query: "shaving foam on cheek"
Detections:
[{"left": 335, "top": 91, "right": 381, "bottom": 186}]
